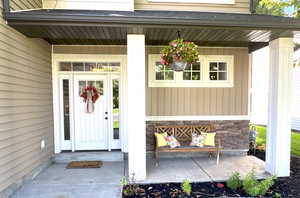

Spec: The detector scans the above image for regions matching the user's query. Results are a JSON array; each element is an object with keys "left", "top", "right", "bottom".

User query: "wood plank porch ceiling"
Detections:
[{"left": 4, "top": 9, "right": 300, "bottom": 52}]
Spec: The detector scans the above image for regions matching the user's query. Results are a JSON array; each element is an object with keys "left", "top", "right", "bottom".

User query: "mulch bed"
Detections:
[
  {"left": 123, "top": 150, "right": 300, "bottom": 198},
  {"left": 250, "top": 149, "right": 300, "bottom": 198}
]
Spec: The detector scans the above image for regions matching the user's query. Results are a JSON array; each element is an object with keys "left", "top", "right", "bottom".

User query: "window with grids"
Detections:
[
  {"left": 183, "top": 63, "right": 201, "bottom": 81},
  {"left": 148, "top": 54, "right": 234, "bottom": 87},
  {"left": 209, "top": 62, "right": 228, "bottom": 81},
  {"left": 155, "top": 62, "right": 174, "bottom": 81}
]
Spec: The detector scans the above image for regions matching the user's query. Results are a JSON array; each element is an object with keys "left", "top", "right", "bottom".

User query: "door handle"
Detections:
[{"left": 105, "top": 117, "right": 108, "bottom": 120}]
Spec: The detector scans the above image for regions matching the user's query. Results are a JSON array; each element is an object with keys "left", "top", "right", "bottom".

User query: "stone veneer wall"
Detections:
[{"left": 146, "top": 120, "right": 250, "bottom": 152}]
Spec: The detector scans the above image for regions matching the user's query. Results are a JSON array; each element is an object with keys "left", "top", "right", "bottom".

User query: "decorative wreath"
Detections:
[{"left": 80, "top": 85, "right": 100, "bottom": 103}]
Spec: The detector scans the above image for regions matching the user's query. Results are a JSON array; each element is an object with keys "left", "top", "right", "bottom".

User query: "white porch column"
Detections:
[
  {"left": 266, "top": 38, "right": 293, "bottom": 177},
  {"left": 127, "top": 34, "right": 146, "bottom": 181}
]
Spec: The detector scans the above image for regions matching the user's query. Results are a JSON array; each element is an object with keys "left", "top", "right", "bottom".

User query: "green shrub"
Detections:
[
  {"left": 243, "top": 170, "right": 276, "bottom": 196},
  {"left": 227, "top": 172, "right": 242, "bottom": 190},
  {"left": 181, "top": 179, "right": 192, "bottom": 195}
]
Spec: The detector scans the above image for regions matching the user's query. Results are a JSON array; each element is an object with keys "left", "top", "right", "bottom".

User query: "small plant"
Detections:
[
  {"left": 227, "top": 171, "right": 242, "bottom": 190},
  {"left": 121, "top": 173, "right": 140, "bottom": 197},
  {"left": 181, "top": 179, "right": 192, "bottom": 195},
  {"left": 243, "top": 169, "right": 276, "bottom": 196},
  {"left": 274, "top": 192, "right": 281, "bottom": 198}
]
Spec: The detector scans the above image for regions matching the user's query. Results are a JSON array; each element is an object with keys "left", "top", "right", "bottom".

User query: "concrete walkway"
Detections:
[{"left": 11, "top": 162, "right": 124, "bottom": 198}]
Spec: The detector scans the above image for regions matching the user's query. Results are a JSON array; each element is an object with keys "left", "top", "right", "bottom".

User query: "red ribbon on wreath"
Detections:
[{"left": 80, "top": 85, "right": 100, "bottom": 103}]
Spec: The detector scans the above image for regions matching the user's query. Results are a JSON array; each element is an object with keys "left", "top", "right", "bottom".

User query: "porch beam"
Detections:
[
  {"left": 127, "top": 34, "right": 146, "bottom": 181},
  {"left": 266, "top": 37, "right": 293, "bottom": 177}
]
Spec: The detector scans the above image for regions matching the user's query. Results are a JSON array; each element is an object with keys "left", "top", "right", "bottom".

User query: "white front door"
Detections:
[{"left": 74, "top": 75, "right": 108, "bottom": 150}]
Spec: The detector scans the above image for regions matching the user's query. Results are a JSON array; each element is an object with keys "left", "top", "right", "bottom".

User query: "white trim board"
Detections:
[{"left": 146, "top": 115, "right": 250, "bottom": 121}]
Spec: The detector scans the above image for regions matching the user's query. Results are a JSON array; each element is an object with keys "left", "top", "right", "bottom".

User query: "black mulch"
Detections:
[
  {"left": 123, "top": 150, "right": 300, "bottom": 198},
  {"left": 250, "top": 150, "right": 300, "bottom": 198}
]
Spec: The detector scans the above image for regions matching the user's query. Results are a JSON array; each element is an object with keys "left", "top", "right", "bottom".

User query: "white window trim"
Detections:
[
  {"left": 148, "top": 54, "right": 234, "bottom": 88},
  {"left": 148, "top": 0, "right": 235, "bottom": 5}
]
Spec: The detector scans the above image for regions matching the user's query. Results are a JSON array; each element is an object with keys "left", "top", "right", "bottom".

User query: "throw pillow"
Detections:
[
  {"left": 190, "top": 133, "right": 206, "bottom": 147},
  {"left": 202, "top": 132, "right": 216, "bottom": 146},
  {"left": 165, "top": 135, "right": 180, "bottom": 148},
  {"left": 154, "top": 132, "right": 168, "bottom": 147}
]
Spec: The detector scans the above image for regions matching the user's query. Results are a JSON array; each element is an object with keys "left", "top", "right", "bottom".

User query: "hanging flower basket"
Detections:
[{"left": 160, "top": 39, "right": 199, "bottom": 71}]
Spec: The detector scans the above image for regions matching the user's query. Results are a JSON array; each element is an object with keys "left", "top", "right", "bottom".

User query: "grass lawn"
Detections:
[{"left": 256, "top": 126, "right": 300, "bottom": 157}]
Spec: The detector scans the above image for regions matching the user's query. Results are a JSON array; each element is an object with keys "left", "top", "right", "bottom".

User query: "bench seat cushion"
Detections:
[{"left": 157, "top": 146, "right": 219, "bottom": 152}]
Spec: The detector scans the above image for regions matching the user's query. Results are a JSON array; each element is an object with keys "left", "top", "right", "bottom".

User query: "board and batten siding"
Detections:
[
  {"left": 135, "top": 0, "right": 250, "bottom": 14},
  {"left": 43, "top": 0, "right": 134, "bottom": 11},
  {"left": 146, "top": 47, "right": 249, "bottom": 116},
  {"left": 53, "top": 45, "right": 249, "bottom": 116},
  {"left": 0, "top": 1, "right": 53, "bottom": 196}
]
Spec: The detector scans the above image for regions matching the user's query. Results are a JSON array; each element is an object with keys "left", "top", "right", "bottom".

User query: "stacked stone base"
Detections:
[{"left": 146, "top": 120, "right": 250, "bottom": 152}]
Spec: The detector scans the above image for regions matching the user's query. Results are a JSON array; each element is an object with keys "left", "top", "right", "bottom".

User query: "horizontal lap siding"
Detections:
[
  {"left": 135, "top": 0, "right": 250, "bottom": 14},
  {"left": 53, "top": 46, "right": 249, "bottom": 116},
  {"left": 0, "top": 1, "right": 52, "bottom": 194}
]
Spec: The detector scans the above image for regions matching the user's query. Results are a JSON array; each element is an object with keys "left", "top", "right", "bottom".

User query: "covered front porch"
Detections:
[
  {"left": 3, "top": 6, "right": 300, "bottom": 182},
  {"left": 11, "top": 155, "right": 266, "bottom": 198}
]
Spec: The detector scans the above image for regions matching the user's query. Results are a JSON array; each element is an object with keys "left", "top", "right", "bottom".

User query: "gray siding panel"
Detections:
[{"left": 0, "top": 1, "right": 53, "bottom": 194}]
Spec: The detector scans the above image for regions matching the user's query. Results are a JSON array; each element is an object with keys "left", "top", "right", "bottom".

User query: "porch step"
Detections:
[{"left": 54, "top": 151, "right": 124, "bottom": 163}]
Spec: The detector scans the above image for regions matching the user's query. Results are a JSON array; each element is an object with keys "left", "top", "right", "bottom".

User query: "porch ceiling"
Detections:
[{"left": 4, "top": 9, "right": 300, "bottom": 52}]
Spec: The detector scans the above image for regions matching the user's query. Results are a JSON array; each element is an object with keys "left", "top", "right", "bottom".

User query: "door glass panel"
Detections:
[
  {"left": 79, "top": 81, "right": 86, "bottom": 95},
  {"left": 95, "top": 81, "right": 104, "bottom": 95},
  {"left": 62, "top": 80, "right": 70, "bottom": 140},
  {"left": 87, "top": 81, "right": 95, "bottom": 86},
  {"left": 113, "top": 79, "right": 120, "bottom": 140}
]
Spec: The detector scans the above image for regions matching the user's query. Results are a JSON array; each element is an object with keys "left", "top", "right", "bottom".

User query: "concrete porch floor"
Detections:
[
  {"left": 11, "top": 156, "right": 268, "bottom": 198},
  {"left": 11, "top": 162, "right": 124, "bottom": 198},
  {"left": 141, "top": 155, "right": 269, "bottom": 184}
]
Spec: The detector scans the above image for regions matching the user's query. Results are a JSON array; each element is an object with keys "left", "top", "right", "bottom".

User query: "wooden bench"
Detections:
[{"left": 155, "top": 125, "right": 222, "bottom": 165}]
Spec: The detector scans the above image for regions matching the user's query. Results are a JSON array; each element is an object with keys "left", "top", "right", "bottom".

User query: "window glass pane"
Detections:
[
  {"left": 192, "top": 72, "right": 201, "bottom": 80},
  {"left": 155, "top": 62, "right": 164, "bottom": 72},
  {"left": 210, "top": 62, "right": 218, "bottom": 71},
  {"left": 110, "top": 62, "right": 121, "bottom": 72},
  {"left": 85, "top": 62, "right": 96, "bottom": 71},
  {"left": 185, "top": 64, "right": 191, "bottom": 71},
  {"left": 60, "top": 62, "right": 72, "bottom": 71},
  {"left": 219, "top": 72, "right": 227, "bottom": 80},
  {"left": 165, "top": 71, "right": 174, "bottom": 80},
  {"left": 219, "top": 62, "right": 227, "bottom": 71},
  {"left": 79, "top": 81, "right": 86, "bottom": 95},
  {"left": 73, "top": 62, "right": 84, "bottom": 71},
  {"left": 87, "top": 81, "right": 95, "bottom": 86},
  {"left": 192, "top": 63, "right": 200, "bottom": 71},
  {"left": 210, "top": 72, "right": 218, "bottom": 80},
  {"left": 156, "top": 72, "right": 164, "bottom": 80},
  {"left": 62, "top": 80, "right": 70, "bottom": 140},
  {"left": 165, "top": 64, "right": 172, "bottom": 71},
  {"left": 113, "top": 79, "right": 120, "bottom": 140},
  {"left": 183, "top": 72, "right": 191, "bottom": 80}
]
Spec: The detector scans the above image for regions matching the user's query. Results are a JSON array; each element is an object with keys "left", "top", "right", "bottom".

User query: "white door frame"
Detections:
[{"left": 52, "top": 54, "right": 128, "bottom": 153}]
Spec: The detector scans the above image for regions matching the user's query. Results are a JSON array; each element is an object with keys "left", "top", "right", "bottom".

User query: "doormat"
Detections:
[{"left": 66, "top": 161, "right": 103, "bottom": 169}]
